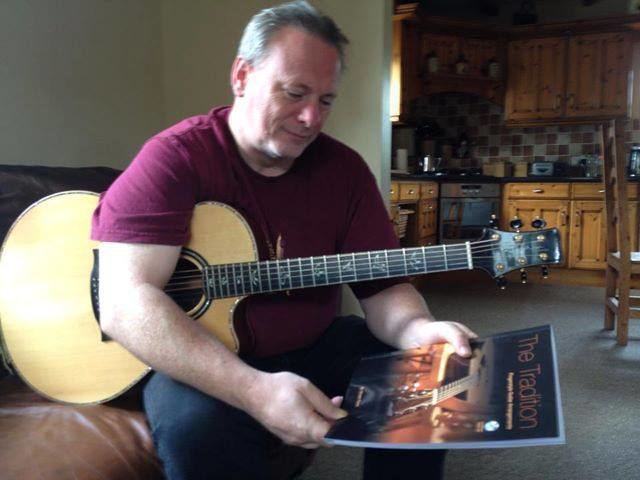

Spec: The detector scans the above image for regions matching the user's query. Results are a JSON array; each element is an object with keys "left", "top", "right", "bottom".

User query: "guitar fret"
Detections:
[
  {"left": 276, "top": 260, "right": 281, "bottom": 289},
  {"left": 266, "top": 260, "right": 273, "bottom": 292},
  {"left": 442, "top": 244, "right": 448, "bottom": 270}
]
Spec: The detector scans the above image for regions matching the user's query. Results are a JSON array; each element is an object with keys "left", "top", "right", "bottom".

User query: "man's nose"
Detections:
[{"left": 297, "top": 100, "right": 322, "bottom": 128}]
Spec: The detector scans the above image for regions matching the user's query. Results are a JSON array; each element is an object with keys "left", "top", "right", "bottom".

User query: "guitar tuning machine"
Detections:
[
  {"left": 541, "top": 265, "right": 549, "bottom": 279},
  {"left": 531, "top": 217, "right": 547, "bottom": 230},
  {"left": 509, "top": 216, "right": 523, "bottom": 233},
  {"left": 496, "top": 276, "right": 507, "bottom": 290},
  {"left": 489, "top": 214, "right": 499, "bottom": 229},
  {"left": 520, "top": 268, "right": 528, "bottom": 284}
]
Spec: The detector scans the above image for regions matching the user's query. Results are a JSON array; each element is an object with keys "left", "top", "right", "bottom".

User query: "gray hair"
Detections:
[{"left": 237, "top": 1, "right": 349, "bottom": 70}]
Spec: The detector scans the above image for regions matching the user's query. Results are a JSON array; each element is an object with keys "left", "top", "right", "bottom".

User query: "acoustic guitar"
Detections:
[{"left": 0, "top": 191, "right": 561, "bottom": 404}]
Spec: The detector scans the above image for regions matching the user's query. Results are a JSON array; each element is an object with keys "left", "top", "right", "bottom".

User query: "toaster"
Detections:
[{"left": 529, "top": 162, "right": 555, "bottom": 177}]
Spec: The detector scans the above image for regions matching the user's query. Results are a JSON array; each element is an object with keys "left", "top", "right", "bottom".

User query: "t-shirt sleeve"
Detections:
[
  {"left": 339, "top": 155, "right": 409, "bottom": 299},
  {"left": 91, "top": 136, "right": 199, "bottom": 246}
]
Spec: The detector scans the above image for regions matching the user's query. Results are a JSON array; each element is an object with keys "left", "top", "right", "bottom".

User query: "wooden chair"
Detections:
[{"left": 602, "top": 119, "right": 640, "bottom": 345}]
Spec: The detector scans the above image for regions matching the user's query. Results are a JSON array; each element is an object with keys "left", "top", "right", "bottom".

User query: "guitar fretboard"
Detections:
[{"left": 203, "top": 243, "right": 475, "bottom": 299}]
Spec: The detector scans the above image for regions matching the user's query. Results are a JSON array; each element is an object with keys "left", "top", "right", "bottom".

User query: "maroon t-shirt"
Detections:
[{"left": 92, "top": 106, "right": 404, "bottom": 357}]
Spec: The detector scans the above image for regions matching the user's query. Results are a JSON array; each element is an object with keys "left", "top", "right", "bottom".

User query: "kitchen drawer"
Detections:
[
  {"left": 398, "top": 183, "right": 420, "bottom": 201},
  {"left": 505, "top": 183, "right": 570, "bottom": 199},
  {"left": 420, "top": 182, "right": 439, "bottom": 199},
  {"left": 390, "top": 182, "right": 399, "bottom": 202},
  {"left": 572, "top": 183, "right": 638, "bottom": 199}
]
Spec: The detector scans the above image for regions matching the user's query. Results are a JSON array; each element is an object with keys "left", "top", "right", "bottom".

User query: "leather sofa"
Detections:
[{"left": 0, "top": 164, "right": 312, "bottom": 480}]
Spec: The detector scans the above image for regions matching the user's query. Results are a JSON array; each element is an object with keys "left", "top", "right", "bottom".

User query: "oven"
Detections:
[{"left": 439, "top": 183, "right": 501, "bottom": 244}]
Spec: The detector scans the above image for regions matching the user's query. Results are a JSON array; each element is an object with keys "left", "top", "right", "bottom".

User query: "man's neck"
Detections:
[{"left": 228, "top": 108, "right": 294, "bottom": 177}]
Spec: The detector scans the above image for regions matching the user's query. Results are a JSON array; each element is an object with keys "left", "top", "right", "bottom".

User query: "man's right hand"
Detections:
[{"left": 244, "top": 371, "right": 347, "bottom": 449}]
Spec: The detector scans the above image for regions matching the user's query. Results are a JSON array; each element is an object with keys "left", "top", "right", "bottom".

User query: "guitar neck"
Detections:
[
  {"left": 204, "top": 242, "right": 475, "bottom": 299},
  {"left": 431, "top": 371, "right": 480, "bottom": 405}
]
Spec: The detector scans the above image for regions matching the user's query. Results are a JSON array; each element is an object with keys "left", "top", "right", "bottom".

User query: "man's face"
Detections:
[{"left": 233, "top": 27, "right": 341, "bottom": 164}]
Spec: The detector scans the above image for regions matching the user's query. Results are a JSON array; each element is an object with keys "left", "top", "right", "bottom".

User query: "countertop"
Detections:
[{"left": 391, "top": 173, "right": 605, "bottom": 183}]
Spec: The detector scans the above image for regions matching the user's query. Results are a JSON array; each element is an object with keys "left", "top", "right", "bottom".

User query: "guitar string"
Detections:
[
  {"left": 163, "top": 246, "right": 552, "bottom": 298},
  {"left": 162, "top": 243, "right": 551, "bottom": 292},
  {"left": 165, "top": 244, "right": 548, "bottom": 285},
  {"left": 163, "top": 238, "right": 548, "bottom": 281}
]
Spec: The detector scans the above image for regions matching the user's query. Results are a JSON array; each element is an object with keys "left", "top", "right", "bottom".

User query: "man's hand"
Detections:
[
  {"left": 361, "top": 283, "right": 477, "bottom": 357},
  {"left": 244, "top": 371, "right": 347, "bottom": 449},
  {"left": 395, "top": 319, "right": 477, "bottom": 357}
]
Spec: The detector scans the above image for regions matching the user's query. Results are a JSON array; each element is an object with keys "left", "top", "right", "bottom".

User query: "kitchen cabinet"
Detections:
[
  {"left": 392, "top": 4, "right": 504, "bottom": 122},
  {"left": 502, "top": 182, "right": 639, "bottom": 271},
  {"left": 390, "top": 180, "right": 439, "bottom": 246},
  {"left": 504, "top": 37, "right": 566, "bottom": 122},
  {"left": 568, "top": 183, "right": 638, "bottom": 269},
  {"left": 505, "top": 32, "right": 632, "bottom": 124},
  {"left": 502, "top": 183, "right": 571, "bottom": 268}
]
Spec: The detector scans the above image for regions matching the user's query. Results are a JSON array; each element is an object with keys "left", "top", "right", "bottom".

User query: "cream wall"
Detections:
[
  {"left": 160, "top": 0, "right": 392, "bottom": 187},
  {"left": 0, "top": 0, "right": 165, "bottom": 168}
]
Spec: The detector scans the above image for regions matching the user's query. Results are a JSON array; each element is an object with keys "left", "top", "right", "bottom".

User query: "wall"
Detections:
[
  {"left": 414, "top": 93, "right": 640, "bottom": 173},
  {"left": 161, "top": 0, "right": 392, "bottom": 188},
  {"left": 0, "top": 0, "right": 165, "bottom": 168}
]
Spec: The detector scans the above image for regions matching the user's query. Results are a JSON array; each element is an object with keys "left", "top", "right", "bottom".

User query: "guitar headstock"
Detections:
[{"left": 471, "top": 228, "right": 562, "bottom": 279}]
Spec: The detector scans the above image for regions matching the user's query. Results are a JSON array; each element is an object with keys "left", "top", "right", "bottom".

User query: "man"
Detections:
[{"left": 92, "top": 1, "right": 475, "bottom": 478}]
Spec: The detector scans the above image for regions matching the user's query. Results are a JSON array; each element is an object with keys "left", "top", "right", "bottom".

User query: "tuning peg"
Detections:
[
  {"left": 531, "top": 217, "right": 547, "bottom": 229},
  {"left": 489, "top": 214, "right": 499, "bottom": 228},
  {"left": 509, "top": 217, "right": 523, "bottom": 232},
  {"left": 496, "top": 276, "right": 507, "bottom": 290},
  {"left": 520, "top": 268, "right": 528, "bottom": 284},
  {"left": 541, "top": 265, "right": 549, "bottom": 279}
]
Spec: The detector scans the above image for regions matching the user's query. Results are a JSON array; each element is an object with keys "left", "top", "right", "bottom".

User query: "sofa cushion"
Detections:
[{"left": 0, "top": 376, "right": 164, "bottom": 480}]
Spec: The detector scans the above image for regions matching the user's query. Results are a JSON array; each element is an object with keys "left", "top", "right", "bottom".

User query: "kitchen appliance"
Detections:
[
  {"left": 419, "top": 155, "right": 442, "bottom": 173},
  {"left": 439, "top": 183, "right": 501, "bottom": 244},
  {"left": 628, "top": 144, "right": 640, "bottom": 177},
  {"left": 529, "top": 162, "right": 555, "bottom": 176}
]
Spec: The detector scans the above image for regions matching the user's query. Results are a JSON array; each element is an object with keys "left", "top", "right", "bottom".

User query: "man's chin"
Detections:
[{"left": 267, "top": 142, "right": 310, "bottom": 162}]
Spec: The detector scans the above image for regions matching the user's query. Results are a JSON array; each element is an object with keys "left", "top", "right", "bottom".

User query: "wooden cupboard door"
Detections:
[
  {"left": 505, "top": 38, "right": 566, "bottom": 121},
  {"left": 504, "top": 200, "right": 569, "bottom": 266},
  {"left": 569, "top": 201, "right": 606, "bottom": 269},
  {"left": 566, "top": 33, "right": 632, "bottom": 118},
  {"left": 418, "top": 199, "right": 438, "bottom": 239}
]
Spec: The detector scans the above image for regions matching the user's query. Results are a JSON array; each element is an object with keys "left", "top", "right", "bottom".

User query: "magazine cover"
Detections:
[{"left": 325, "top": 325, "right": 565, "bottom": 449}]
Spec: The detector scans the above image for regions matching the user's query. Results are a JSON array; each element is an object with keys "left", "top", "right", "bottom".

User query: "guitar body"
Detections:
[{"left": 0, "top": 192, "right": 257, "bottom": 404}]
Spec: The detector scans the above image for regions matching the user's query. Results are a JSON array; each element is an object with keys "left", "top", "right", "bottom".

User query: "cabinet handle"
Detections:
[
  {"left": 408, "top": 189, "right": 415, "bottom": 195},
  {"left": 532, "top": 189, "right": 544, "bottom": 193},
  {"left": 599, "top": 189, "right": 605, "bottom": 193},
  {"left": 575, "top": 211, "right": 581, "bottom": 227},
  {"left": 560, "top": 210, "right": 567, "bottom": 226},
  {"left": 555, "top": 94, "right": 563, "bottom": 109}
]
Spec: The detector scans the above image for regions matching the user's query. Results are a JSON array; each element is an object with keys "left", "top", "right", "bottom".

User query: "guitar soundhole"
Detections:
[{"left": 166, "top": 256, "right": 205, "bottom": 314}]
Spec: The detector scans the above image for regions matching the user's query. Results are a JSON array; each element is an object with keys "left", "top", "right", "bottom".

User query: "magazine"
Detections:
[{"left": 325, "top": 324, "right": 565, "bottom": 449}]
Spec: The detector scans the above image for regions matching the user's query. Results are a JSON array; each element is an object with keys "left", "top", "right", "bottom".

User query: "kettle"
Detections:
[
  {"left": 420, "top": 155, "right": 442, "bottom": 173},
  {"left": 628, "top": 144, "right": 640, "bottom": 177}
]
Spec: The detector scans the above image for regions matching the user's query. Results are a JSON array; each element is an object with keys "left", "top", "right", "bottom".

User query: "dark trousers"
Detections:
[{"left": 143, "top": 316, "right": 446, "bottom": 480}]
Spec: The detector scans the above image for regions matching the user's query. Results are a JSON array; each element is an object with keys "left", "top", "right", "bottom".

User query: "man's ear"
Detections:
[{"left": 230, "top": 57, "right": 251, "bottom": 97}]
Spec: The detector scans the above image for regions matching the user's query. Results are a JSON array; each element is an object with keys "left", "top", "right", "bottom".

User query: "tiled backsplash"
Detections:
[{"left": 411, "top": 94, "right": 640, "bottom": 168}]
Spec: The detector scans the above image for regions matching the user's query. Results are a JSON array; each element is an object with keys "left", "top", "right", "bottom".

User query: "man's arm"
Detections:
[
  {"left": 359, "top": 282, "right": 476, "bottom": 356},
  {"left": 98, "top": 241, "right": 345, "bottom": 448}
]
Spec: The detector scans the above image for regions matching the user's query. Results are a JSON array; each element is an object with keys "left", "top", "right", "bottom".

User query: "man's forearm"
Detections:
[
  {"left": 101, "top": 282, "right": 260, "bottom": 412},
  {"left": 360, "top": 282, "right": 436, "bottom": 349}
]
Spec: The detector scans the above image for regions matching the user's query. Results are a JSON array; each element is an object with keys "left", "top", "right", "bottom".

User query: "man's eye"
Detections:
[
  {"left": 287, "top": 91, "right": 303, "bottom": 99},
  {"left": 321, "top": 98, "right": 334, "bottom": 107}
]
